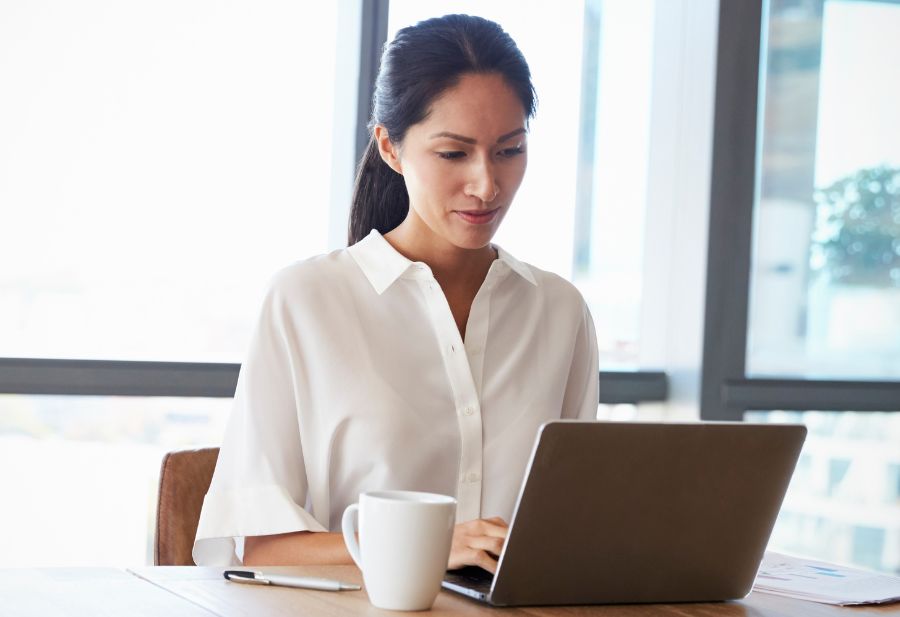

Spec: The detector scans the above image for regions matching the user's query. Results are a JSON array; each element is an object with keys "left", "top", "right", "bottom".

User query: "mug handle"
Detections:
[{"left": 341, "top": 503, "right": 363, "bottom": 569}]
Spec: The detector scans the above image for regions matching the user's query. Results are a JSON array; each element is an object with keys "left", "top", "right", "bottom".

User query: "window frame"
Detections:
[{"left": 0, "top": 358, "right": 667, "bottom": 405}]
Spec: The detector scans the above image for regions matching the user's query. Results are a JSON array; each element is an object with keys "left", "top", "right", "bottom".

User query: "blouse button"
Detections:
[
  {"left": 467, "top": 472, "right": 481, "bottom": 483},
  {"left": 462, "top": 406, "right": 475, "bottom": 416},
  {"left": 449, "top": 344, "right": 457, "bottom": 353}
]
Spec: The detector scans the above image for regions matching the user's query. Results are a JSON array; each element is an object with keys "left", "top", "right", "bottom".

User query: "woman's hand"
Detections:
[{"left": 447, "top": 517, "right": 509, "bottom": 574}]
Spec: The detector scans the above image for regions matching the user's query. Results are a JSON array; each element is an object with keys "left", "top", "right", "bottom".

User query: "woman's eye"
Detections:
[
  {"left": 437, "top": 151, "right": 466, "bottom": 160},
  {"left": 498, "top": 146, "right": 525, "bottom": 158}
]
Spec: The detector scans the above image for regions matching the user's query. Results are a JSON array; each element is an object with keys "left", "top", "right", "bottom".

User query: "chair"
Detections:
[{"left": 154, "top": 447, "right": 219, "bottom": 565}]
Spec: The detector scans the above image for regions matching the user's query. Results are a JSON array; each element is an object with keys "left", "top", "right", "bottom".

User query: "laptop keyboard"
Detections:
[{"left": 443, "top": 566, "right": 495, "bottom": 593}]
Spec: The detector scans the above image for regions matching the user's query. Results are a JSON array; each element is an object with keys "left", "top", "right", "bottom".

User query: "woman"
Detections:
[{"left": 193, "top": 14, "right": 598, "bottom": 573}]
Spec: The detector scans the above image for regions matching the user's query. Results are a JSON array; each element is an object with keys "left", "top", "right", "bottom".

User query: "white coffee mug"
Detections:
[{"left": 342, "top": 490, "right": 457, "bottom": 611}]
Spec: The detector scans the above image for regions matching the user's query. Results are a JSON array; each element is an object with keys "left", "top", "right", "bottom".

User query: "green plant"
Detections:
[{"left": 810, "top": 165, "right": 900, "bottom": 286}]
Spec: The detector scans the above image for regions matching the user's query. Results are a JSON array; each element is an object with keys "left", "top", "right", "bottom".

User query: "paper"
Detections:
[{"left": 753, "top": 551, "right": 900, "bottom": 606}]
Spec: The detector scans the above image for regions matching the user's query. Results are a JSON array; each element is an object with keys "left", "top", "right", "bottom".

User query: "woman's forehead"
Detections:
[{"left": 412, "top": 74, "right": 527, "bottom": 139}]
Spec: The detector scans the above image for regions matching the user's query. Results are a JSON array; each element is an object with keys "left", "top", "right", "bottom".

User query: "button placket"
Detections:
[
  {"left": 466, "top": 264, "right": 506, "bottom": 398},
  {"left": 417, "top": 275, "right": 484, "bottom": 523}
]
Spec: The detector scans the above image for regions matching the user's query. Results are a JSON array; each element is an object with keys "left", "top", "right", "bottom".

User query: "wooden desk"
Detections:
[{"left": 2, "top": 565, "right": 898, "bottom": 616}]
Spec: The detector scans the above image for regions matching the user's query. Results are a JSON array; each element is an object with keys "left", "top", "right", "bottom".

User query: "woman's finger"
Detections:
[
  {"left": 448, "top": 543, "right": 498, "bottom": 572},
  {"left": 471, "top": 549, "right": 499, "bottom": 574},
  {"left": 466, "top": 534, "right": 505, "bottom": 557},
  {"left": 475, "top": 519, "right": 509, "bottom": 538}
]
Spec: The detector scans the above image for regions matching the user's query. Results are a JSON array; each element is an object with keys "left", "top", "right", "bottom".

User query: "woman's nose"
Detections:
[{"left": 465, "top": 161, "right": 500, "bottom": 202}]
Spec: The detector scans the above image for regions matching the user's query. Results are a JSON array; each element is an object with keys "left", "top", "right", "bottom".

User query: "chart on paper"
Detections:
[{"left": 754, "top": 552, "right": 900, "bottom": 606}]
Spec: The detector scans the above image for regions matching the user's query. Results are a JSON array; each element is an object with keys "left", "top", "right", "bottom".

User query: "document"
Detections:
[{"left": 753, "top": 552, "right": 900, "bottom": 606}]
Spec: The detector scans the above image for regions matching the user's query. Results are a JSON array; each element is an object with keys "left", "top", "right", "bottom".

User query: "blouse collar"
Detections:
[{"left": 348, "top": 229, "right": 537, "bottom": 295}]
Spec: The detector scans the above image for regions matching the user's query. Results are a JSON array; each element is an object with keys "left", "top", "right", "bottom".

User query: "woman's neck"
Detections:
[{"left": 383, "top": 218, "right": 497, "bottom": 290}]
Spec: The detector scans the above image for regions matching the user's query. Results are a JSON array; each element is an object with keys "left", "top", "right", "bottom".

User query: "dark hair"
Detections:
[{"left": 347, "top": 14, "right": 537, "bottom": 245}]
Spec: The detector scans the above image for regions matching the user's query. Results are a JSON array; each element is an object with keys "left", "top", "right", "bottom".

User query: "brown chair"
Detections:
[{"left": 154, "top": 447, "right": 219, "bottom": 565}]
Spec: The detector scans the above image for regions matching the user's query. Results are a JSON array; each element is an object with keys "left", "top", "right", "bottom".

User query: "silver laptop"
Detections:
[{"left": 442, "top": 420, "right": 806, "bottom": 606}]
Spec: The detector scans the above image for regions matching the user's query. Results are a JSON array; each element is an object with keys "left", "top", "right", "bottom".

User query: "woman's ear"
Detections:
[{"left": 373, "top": 125, "right": 403, "bottom": 175}]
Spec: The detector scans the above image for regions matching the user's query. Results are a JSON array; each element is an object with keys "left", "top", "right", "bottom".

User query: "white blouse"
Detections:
[{"left": 193, "top": 230, "right": 599, "bottom": 566}]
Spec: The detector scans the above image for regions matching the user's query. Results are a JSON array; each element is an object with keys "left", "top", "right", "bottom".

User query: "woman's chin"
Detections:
[
  {"left": 445, "top": 217, "right": 504, "bottom": 250},
  {"left": 447, "top": 229, "right": 499, "bottom": 251}
]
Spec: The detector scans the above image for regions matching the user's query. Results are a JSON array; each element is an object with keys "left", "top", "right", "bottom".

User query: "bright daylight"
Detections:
[{"left": 1, "top": 1, "right": 898, "bottom": 615}]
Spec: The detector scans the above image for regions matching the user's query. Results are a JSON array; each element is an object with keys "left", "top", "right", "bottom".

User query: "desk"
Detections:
[{"left": 2, "top": 565, "right": 898, "bottom": 616}]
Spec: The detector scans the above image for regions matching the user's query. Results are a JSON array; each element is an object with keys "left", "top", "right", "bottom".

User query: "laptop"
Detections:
[{"left": 442, "top": 420, "right": 806, "bottom": 606}]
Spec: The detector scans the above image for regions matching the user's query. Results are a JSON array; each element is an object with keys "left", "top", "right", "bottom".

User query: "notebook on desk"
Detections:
[{"left": 442, "top": 420, "right": 807, "bottom": 606}]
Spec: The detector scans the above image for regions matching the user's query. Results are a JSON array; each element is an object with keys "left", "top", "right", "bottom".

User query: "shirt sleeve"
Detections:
[
  {"left": 192, "top": 279, "right": 327, "bottom": 566},
  {"left": 561, "top": 301, "right": 600, "bottom": 421}
]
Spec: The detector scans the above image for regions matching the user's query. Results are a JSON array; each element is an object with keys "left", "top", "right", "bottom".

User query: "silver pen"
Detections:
[{"left": 223, "top": 570, "right": 361, "bottom": 591}]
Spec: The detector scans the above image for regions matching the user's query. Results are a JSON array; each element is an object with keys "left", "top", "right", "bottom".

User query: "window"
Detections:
[
  {"left": 747, "top": 0, "right": 900, "bottom": 571},
  {"left": 0, "top": 0, "right": 347, "bottom": 566},
  {"left": 0, "top": 1, "right": 340, "bottom": 363},
  {"left": 748, "top": 410, "right": 900, "bottom": 574},
  {"left": 747, "top": 0, "right": 900, "bottom": 380},
  {"left": 704, "top": 0, "right": 900, "bottom": 575},
  {"left": 0, "top": 394, "right": 230, "bottom": 566}
]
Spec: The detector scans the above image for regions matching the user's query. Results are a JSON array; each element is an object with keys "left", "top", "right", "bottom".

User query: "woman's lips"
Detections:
[{"left": 455, "top": 208, "right": 500, "bottom": 225}]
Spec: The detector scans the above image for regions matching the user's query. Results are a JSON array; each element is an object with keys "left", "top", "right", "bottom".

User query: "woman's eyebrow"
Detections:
[
  {"left": 429, "top": 131, "right": 476, "bottom": 144},
  {"left": 496, "top": 128, "right": 526, "bottom": 143},
  {"left": 429, "top": 127, "right": 526, "bottom": 145}
]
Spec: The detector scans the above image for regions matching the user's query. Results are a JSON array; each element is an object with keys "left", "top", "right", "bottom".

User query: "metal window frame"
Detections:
[
  {"left": 0, "top": 358, "right": 240, "bottom": 398},
  {"left": 0, "top": 357, "right": 667, "bottom": 405},
  {"left": 355, "top": 0, "right": 390, "bottom": 164},
  {"left": 701, "top": 0, "right": 900, "bottom": 420},
  {"left": 598, "top": 371, "right": 667, "bottom": 405},
  {"left": 0, "top": 2, "right": 668, "bottom": 408}
]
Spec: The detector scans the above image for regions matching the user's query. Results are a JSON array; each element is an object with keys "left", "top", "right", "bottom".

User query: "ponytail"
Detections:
[{"left": 347, "top": 137, "right": 410, "bottom": 246}]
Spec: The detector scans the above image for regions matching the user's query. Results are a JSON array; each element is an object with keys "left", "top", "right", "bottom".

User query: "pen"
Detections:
[{"left": 223, "top": 570, "right": 361, "bottom": 591}]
